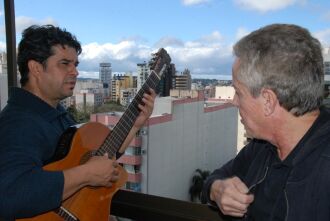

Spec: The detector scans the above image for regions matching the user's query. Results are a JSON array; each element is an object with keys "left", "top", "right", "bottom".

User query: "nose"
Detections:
[
  {"left": 73, "top": 67, "right": 79, "bottom": 77},
  {"left": 69, "top": 65, "right": 79, "bottom": 77}
]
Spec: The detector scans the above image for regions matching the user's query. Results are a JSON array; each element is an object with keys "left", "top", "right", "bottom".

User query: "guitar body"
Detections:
[{"left": 18, "top": 122, "right": 128, "bottom": 221}]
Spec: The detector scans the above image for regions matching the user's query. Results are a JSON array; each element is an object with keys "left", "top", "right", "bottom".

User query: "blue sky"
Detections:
[{"left": 0, "top": 0, "right": 330, "bottom": 79}]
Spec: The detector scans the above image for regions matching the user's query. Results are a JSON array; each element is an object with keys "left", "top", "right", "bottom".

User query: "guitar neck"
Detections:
[{"left": 96, "top": 68, "right": 164, "bottom": 158}]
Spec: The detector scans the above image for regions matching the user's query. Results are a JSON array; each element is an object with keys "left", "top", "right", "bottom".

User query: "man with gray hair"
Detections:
[{"left": 202, "top": 24, "right": 330, "bottom": 221}]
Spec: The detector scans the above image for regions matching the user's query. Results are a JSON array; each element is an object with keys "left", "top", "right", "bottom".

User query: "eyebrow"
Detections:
[{"left": 60, "top": 58, "right": 79, "bottom": 66}]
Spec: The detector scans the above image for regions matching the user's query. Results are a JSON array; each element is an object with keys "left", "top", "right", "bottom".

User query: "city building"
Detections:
[
  {"left": 60, "top": 78, "right": 104, "bottom": 110},
  {"left": 59, "top": 96, "right": 75, "bottom": 109},
  {"left": 204, "top": 85, "right": 216, "bottom": 98},
  {"left": 91, "top": 91, "right": 239, "bottom": 201},
  {"left": 137, "top": 62, "right": 149, "bottom": 91},
  {"left": 74, "top": 78, "right": 103, "bottom": 94},
  {"left": 120, "top": 88, "right": 137, "bottom": 107},
  {"left": 99, "top": 62, "right": 112, "bottom": 97},
  {"left": 215, "top": 86, "right": 235, "bottom": 101},
  {"left": 191, "top": 81, "right": 204, "bottom": 90},
  {"left": 111, "top": 73, "right": 136, "bottom": 103},
  {"left": 75, "top": 89, "right": 103, "bottom": 111},
  {"left": 169, "top": 89, "right": 199, "bottom": 98},
  {"left": 172, "top": 69, "right": 192, "bottom": 90}
]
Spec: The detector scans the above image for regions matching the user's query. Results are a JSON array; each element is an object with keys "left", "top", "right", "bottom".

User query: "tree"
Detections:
[{"left": 189, "top": 169, "right": 210, "bottom": 203}]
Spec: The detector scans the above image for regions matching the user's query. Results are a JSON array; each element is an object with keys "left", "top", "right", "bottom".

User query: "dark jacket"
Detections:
[
  {"left": 202, "top": 107, "right": 330, "bottom": 221},
  {"left": 0, "top": 88, "right": 75, "bottom": 220}
]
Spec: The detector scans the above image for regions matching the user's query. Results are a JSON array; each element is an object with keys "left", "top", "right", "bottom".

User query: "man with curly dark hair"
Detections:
[{"left": 0, "top": 25, "right": 156, "bottom": 220}]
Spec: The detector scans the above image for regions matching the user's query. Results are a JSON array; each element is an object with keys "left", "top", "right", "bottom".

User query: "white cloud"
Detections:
[
  {"left": 77, "top": 31, "right": 234, "bottom": 78},
  {"left": 313, "top": 29, "right": 330, "bottom": 47},
  {"left": 181, "top": 0, "right": 210, "bottom": 6},
  {"left": 0, "top": 25, "right": 234, "bottom": 79},
  {"left": 15, "top": 16, "right": 58, "bottom": 34},
  {"left": 234, "top": 0, "right": 298, "bottom": 12},
  {"left": 0, "top": 16, "right": 58, "bottom": 41},
  {"left": 78, "top": 71, "right": 99, "bottom": 79},
  {"left": 79, "top": 40, "right": 153, "bottom": 74}
]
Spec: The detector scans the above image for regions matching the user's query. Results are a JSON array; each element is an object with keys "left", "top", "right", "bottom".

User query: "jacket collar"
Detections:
[
  {"left": 292, "top": 107, "right": 330, "bottom": 165},
  {"left": 7, "top": 87, "right": 67, "bottom": 121}
]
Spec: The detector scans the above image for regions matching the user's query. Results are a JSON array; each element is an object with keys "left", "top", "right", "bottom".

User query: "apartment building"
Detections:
[
  {"left": 75, "top": 89, "right": 103, "bottom": 111},
  {"left": 90, "top": 91, "right": 239, "bottom": 201},
  {"left": 172, "top": 69, "right": 192, "bottom": 90},
  {"left": 99, "top": 62, "right": 112, "bottom": 97},
  {"left": 111, "top": 73, "right": 136, "bottom": 103}
]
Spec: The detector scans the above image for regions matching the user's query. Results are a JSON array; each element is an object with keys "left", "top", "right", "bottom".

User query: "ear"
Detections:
[
  {"left": 27, "top": 60, "right": 43, "bottom": 79},
  {"left": 261, "top": 88, "right": 278, "bottom": 116}
]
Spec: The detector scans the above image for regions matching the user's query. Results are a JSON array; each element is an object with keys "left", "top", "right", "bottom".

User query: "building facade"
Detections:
[
  {"left": 99, "top": 62, "right": 112, "bottom": 97},
  {"left": 75, "top": 89, "right": 103, "bottom": 111},
  {"left": 172, "top": 68, "right": 192, "bottom": 90},
  {"left": 137, "top": 62, "right": 149, "bottom": 91},
  {"left": 111, "top": 73, "right": 136, "bottom": 103},
  {"left": 91, "top": 92, "right": 239, "bottom": 201}
]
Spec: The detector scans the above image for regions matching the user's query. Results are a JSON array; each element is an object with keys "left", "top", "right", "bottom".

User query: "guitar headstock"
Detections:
[{"left": 149, "top": 48, "right": 171, "bottom": 78}]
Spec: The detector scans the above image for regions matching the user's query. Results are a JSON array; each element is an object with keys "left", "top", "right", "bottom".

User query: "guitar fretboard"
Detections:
[{"left": 95, "top": 69, "right": 163, "bottom": 157}]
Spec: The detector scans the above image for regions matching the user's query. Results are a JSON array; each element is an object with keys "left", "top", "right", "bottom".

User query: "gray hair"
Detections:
[{"left": 233, "top": 24, "right": 324, "bottom": 116}]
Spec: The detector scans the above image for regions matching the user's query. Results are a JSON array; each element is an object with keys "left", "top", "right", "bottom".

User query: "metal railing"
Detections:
[{"left": 111, "top": 190, "right": 225, "bottom": 221}]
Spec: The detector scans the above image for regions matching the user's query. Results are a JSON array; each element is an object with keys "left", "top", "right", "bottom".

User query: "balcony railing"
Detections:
[{"left": 111, "top": 190, "right": 226, "bottom": 221}]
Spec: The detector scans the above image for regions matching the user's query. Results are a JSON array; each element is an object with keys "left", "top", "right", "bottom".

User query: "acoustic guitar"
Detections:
[{"left": 18, "top": 48, "right": 171, "bottom": 221}]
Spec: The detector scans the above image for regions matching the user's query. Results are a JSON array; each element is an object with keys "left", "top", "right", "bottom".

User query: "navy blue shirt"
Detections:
[
  {"left": 247, "top": 112, "right": 321, "bottom": 221},
  {"left": 0, "top": 87, "right": 75, "bottom": 220}
]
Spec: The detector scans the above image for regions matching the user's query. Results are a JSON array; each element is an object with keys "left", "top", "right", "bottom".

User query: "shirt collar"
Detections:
[{"left": 8, "top": 87, "right": 67, "bottom": 120}]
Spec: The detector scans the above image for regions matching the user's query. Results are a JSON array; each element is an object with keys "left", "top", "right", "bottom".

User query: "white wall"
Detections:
[{"left": 140, "top": 99, "right": 238, "bottom": 201}]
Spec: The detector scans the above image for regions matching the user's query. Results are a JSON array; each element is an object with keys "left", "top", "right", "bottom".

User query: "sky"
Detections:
[{"left": 0, "top": 0, "right": 330, "bottom": 79}]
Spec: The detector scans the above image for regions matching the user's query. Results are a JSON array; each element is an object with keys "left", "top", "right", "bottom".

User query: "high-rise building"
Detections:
[
  {"left": 172, "top": 68, "right": 192, "bottom": 90},
  {"left": 137, "top": 62, "right": 149, "bottom": 91},
  {"left": 99, "top": 62, "right": 112, "bottom": 97}
]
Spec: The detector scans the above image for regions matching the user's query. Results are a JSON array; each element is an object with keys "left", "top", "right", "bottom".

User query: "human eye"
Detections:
[{"left": 60, "top": 60, "right": 70, "bottom": 65}]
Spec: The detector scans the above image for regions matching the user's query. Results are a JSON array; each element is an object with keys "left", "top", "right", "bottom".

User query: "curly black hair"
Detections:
[{"left": 17, "top": 25, "right": 82, "bottom": 86}]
